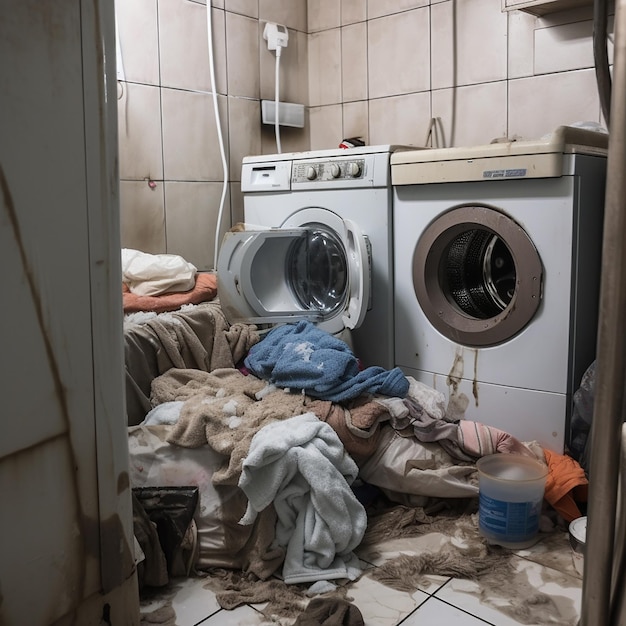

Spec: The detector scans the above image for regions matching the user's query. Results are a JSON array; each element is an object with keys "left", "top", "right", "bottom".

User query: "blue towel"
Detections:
[{"left": 244, "top": 321, "right": 409, "bottom": 402}]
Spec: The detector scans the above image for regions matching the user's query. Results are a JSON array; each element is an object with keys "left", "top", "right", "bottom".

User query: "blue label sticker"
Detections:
[
  {"left": 479, "top": 493, "right": 541, "bottom": 542},
  {"left": 483, "top": 168, "right": 527, "bottom": 179}
]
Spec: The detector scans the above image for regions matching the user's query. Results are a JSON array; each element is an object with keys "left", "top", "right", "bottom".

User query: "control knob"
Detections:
[
  {"left": 329, "top": 163, "right": 341, "bottom": 178},
  {"left": 305, "top": 165, "right": 317, "bottom": 180},
  {"left": 346, "top": 162, "right": 362, "bottom": 177}
]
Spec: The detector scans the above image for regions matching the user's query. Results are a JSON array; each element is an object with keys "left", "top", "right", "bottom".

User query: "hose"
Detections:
[{"left": 206, "top": 0, "right": 229, "bottom": 271}]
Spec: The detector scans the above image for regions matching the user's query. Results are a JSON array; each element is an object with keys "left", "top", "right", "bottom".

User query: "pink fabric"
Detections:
[
  {"left": 458, "top": 420, "right": 534, "bottom": 458},
  {"left": 123, "top": 272, "right": 217, "bottom": 313}
]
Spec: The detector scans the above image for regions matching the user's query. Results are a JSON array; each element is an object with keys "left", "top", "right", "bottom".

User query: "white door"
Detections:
[{"left": 0, "top": 1, "right": 138, "bottom": 623}]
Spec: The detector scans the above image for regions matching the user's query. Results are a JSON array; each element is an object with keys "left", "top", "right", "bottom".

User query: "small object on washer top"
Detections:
[{"left": 339, "top": 137, "right": 366, "bottom": 149}]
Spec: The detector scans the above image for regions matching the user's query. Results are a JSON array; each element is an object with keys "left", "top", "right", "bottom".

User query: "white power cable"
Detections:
[
  {"left": 263, "top": 22, "right": 288, "bottom": 154},
  {"left": 206, "top": 0, "right": 229, "bottom": 271},
  {"left": 274, "top": 46, "right": 282, "bottom": 153}
]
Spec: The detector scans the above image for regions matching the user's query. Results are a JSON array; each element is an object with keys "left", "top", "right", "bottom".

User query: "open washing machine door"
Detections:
[
  {"left": 217, "top": 210, "right": 370, "bottom": 334},
  {"left": 413, "top": 204, "right": 543, "bottom": 347}
]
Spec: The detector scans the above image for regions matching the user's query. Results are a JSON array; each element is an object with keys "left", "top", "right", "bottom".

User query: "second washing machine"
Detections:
[
  {"left": 218, "top": 145, "right": 407, "bottom": 370},
  {"left": 391, "top": 126, "right": 608, "bottom": 452}
]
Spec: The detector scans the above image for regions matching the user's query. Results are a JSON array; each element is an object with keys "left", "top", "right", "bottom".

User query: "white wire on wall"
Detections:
[
  {"left": 274, "top": 48, "right": 282, "bottom": 153},
  {"left": 205, "top": 0, "right": 229, "bottom": 272}
]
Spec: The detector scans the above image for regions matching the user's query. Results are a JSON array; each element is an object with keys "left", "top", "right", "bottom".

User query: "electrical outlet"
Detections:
[{"left": 263, "top": 22, "right": 289, "bottom": 51}]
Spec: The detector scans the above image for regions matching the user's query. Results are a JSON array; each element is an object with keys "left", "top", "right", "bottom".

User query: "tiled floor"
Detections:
[{"left": 139, "top": 520, "right": 582, "bottom": 626}]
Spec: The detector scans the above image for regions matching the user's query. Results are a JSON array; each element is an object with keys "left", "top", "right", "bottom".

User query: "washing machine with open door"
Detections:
[{"left": 217, "top": 145, "right": 406, "bottom": 369}]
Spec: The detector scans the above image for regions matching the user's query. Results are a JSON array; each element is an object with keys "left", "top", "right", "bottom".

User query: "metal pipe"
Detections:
[
  {"left": 593, "top": 0, "right": 612, "bottom": 127},
  {"left": 609, "top": 425, "right": 626, "bottom": 623},
  {"left": 581, "top": 2, "right": 626, "bottom": 623}
]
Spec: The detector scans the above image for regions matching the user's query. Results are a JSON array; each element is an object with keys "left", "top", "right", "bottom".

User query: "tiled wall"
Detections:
[
  {"left": 116, "top": 0, "right": 309, "bottom": 270},
  {"left": 309, "top": 0, "right": 611, "bottom": 150},
  {"left": 117, "top": 0, "right": 611, "bottom": 269}
]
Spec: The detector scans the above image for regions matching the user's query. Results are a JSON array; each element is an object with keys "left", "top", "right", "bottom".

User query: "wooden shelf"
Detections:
[{"left": 502, "top": 0, "right": 592, "bottom": 16}]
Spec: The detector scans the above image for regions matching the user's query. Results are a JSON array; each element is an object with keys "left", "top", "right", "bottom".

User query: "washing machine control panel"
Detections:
[{"left": 292, "top": 159, "right": 366, "bottom": 183}]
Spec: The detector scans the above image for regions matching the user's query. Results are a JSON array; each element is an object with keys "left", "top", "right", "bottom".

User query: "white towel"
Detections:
[{"left": 238, "top": 413, "right": 366, "bottom": 584}]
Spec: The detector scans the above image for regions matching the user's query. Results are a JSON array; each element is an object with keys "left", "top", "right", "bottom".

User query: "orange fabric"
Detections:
[
  {"left": 543, "top": 448, "right": 588, "bottom": 522},
  {"left": 123, "top": 272, "right": 218, "bottom": 314}
]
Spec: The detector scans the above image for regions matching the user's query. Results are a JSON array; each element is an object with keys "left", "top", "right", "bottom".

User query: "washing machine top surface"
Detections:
[
  {"left": 243, "top": 144, "right": 413, "bottom": 165},
  {"left": 391, "top": 125, "right": 608, "bottom": 185}
]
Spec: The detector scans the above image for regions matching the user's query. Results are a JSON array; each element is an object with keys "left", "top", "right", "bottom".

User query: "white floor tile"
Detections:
[
  {"left": 355, "top": 533, "right": 452, "bottom": 593},
  {"left": 513, "top": 529, "right": 580, "bottom": 579},
  {"left": 197, "top": 604, "right": 275, "bottom": 625},
  {"left": 435, "top": 556, "right": 581, "bottom": 626},
  {"left": 345, "top": 575, "right": 430, "bottom": 625},
  {"left": 402, "top": 596, "right": 496, "bottom": 625}
]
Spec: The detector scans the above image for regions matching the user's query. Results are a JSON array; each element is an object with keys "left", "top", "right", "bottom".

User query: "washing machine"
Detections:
[
  {"left": 391, "top": 126, "right": 608, "bottom": 452},
  {"left": 217, "top": 145, "right": 408, "bottom": 369}
]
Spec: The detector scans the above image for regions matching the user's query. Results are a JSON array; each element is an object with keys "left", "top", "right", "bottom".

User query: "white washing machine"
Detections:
[
  {"left": 217, "top": 145, "right": 407, "bottom": 369},
  {"left": 391, "top": 126, "right": 608, "bottom": 452}
]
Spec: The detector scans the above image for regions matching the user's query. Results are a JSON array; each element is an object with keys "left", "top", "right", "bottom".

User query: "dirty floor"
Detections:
[{"left": 139, "top": 521, "right": 581, "bottom": 626}]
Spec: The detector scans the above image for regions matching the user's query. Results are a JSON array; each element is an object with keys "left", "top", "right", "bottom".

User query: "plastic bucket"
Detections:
[{"left": 476, "top": 453, "right": 548, "bottom": 549}]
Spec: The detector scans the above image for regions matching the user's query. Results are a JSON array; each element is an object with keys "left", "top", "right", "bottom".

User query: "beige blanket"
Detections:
[
  {"left": 124, "top": 301, "right": 259, "bottom": 425},
  {"left": 153, "top": 368, "right": 331, "bottom": 485}
]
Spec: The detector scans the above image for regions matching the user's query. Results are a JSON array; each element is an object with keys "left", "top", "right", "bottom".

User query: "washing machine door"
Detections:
[
  {"left": 413, "top": 204, "right": 543, "bottom": 347},
  {"left": 217, "top": 213, "right": 370, "bottom": 330}
]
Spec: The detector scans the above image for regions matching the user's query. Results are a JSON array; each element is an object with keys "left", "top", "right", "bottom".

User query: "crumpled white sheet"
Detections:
[{"left": 122, "top": 248, "right": 197, "bottom": 296}]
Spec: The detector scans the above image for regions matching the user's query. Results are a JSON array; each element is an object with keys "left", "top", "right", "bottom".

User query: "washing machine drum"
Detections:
[
  {"left": 216, "top": 215, "right": 370, "bottom": 332},
  {"left": 413, "top": 204, "right": 543, "bottom": 347}
]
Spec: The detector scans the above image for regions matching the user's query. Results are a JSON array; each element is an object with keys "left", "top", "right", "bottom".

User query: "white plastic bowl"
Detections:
[{"left": 569, "top": 516, "right": 586, "bottom": 576}]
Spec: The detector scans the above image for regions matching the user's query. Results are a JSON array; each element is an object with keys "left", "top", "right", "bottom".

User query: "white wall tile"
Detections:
[
  {"left": 259, "top": 0, "right": 307, "bottom": 33},
  {"left": 225, "top": 0, "right": 259, "bottom": 18},
  {"left": 508, "top": 68, "right": 601, "bottom": 141},
  {"left": 230, "top": 181, "right": 244, "bottom": 224},
  {"left": 534, "top": 20, "right": 595, "bottom": 74},
  {"left": 368, "top": 92, "right": 431, "bottom": 146},
  {"left": 261, "top": 119, "right": 311, "bottom": 153},
  {"left": 308, "top": 0, "right": 341, "bottom": 32},
  {"left": 117, "top": 82, "right": 163, "bottom": 181},
  {"left": 159, "top": 0, "right": 227, "bottom": 94},
  {"left": 431, "top": 81, "right": 508, "bottom": 147},
  {"left": 164, "top": 181, "right": 229, "bottom": 270},
  {"left": 367, "top": 0, "right": 428, "bottom": 20},
  {"left": 431, "top": 0, "right": 507, "bottom": 90},
  {"left": 308, "top": 29, "right": 342, "bottom": 105},
  {"left": 119, "top": 180, "right": 166, "bottom": 253},
  {"left": 508, "top": 9, "right": 537, "bottom": 79},
  {"left": 342, "top": 0, "right": 366, "bottom": 25},
  {"left": 309, "top": 104, "right": 343, "bottom": 150},
  {"left": 342, "top": 22, "right": 368, "bottom": 102},
  {"left": 228, "top": 97, "right": 262, "bottom": 180},
  {"left": 226, "top": 12, "right": 260, "bottom": 97},
  {"left": 343, "top": 100, "right": 369, "bottom": 144},
  {"left": 368, "top": 8, "right": 430, "bottom": 99},
  {"left": 161, "top": 88, "right": 229, "bottom": 181},
  {"left": 116, "top": 0, "right": 160, "bottom": 85}
]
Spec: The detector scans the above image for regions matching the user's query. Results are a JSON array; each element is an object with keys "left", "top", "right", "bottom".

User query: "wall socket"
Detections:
[{"left": 261, "top": 100, "right": 305, "bottom": 128}]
